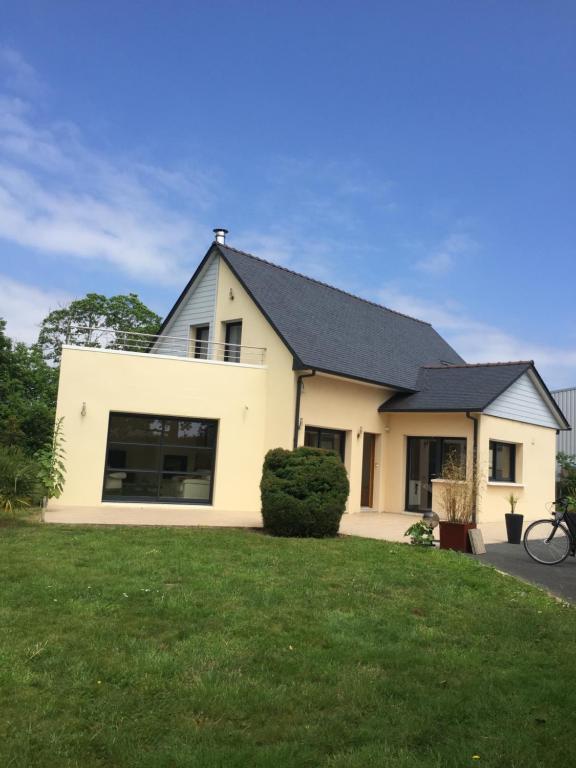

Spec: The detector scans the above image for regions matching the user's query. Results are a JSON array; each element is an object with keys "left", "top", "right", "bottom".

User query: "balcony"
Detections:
[{"left": 64, "top": 326, "right": 267, "bottom": 366}]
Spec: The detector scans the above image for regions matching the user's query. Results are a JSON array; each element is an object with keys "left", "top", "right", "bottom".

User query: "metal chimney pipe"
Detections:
[{"left": 213, "top": 228, "right": 228, "bottom": 245}]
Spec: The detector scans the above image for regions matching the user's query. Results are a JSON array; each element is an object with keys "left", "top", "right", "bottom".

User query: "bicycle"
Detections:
[{"left": 523, "top": 498, "right": 576, "bottom": 565}]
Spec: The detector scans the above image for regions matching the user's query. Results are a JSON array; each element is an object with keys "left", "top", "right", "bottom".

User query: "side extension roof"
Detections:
[{"left": 378, "top": 361, "right": 570, "bottom": 428}]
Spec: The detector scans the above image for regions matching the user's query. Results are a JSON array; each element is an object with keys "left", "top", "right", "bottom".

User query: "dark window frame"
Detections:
[
  {"left": 489, "top": 440, "right": 516, "bottom": 483},
  {"left": 405, "top": 436, "right": 467, "bottom": 512},
  {"left": 193, "top": 325, "right": 210, "bottom": 359},
  {"left": 304, "top": 426, "right": 346, "bottom": 462},
  {"left": 224, "top": 321, "right": 242, "bottom": 362},
  {"left": 102, "top": 412, "right": 218, "bottom": 505}
]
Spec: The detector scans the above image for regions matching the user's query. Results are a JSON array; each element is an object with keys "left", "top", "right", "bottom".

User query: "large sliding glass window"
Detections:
[
  {"left": 304, "top": 426, "right": 346, "bottom": 462},
  {"left": 103, "top": 413, "right": 217, "bottom": 503}
]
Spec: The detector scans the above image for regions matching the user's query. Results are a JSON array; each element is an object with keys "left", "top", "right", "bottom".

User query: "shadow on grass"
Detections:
[{"left": 0, "top": 506, "right": 43, "bottom": 527}]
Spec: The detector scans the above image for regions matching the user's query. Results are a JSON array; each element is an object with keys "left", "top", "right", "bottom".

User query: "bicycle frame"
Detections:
[{"left": 549, "top": 500, "right": 576, "bottom": 556}]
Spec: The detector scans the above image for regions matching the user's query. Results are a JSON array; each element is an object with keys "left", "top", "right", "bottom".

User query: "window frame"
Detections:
[
  {"left": 488, "top": 440, "right": 517, "bottom": 483},
  {"left": 193, "top": 325, "right": 210, "bottom": 360},
  {"left": 404, "top": 436, "right": 467, "bottom": 512},
  {"left": 224, "top": 321, "right": 243, "bottom": 362},
  {"left": 304, "top": 426, "right": 346, "bottom": 462},
  {"left": 102, "top": 412, "right": 218, "bottom": 505}
]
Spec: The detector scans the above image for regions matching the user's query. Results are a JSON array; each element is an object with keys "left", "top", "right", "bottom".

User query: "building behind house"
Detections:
[{"left": 552, "top": 387, "right": 576, "bottom": 458}]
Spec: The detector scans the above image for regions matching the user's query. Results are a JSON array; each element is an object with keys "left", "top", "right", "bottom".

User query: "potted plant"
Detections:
[
  {"left": 437, "top": 454, "right": 478, "bottom": 553},
  {"left": 504, "top": 493, "right": 523, "bottom": 544}
]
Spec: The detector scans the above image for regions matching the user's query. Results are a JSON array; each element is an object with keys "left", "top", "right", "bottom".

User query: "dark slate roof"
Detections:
[
  {"left": 381, "top": 361, "right": 570, "bottom": 427},
  {"left": 215, "top": 244, "right": 464, "bottom": 390},
  {"left": 380, "top": 361, "right": 533, "bottom": 412}
]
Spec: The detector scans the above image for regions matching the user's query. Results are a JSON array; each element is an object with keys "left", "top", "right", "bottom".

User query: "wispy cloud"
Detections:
[
  {"left": 0, "top": 273, "right": 69, "bottom": 343},
  {"left": 233, "top": 156, "right": 396, "bottom": 287},
  {"left": 0, "top": 45, "right": 43, "bottom": 96},
  {"left": 0, "top": 55, "right": 217, "bottom": 285},
  {"left": 376, "top": 283, "right": 576, "bottom": 388},
  {"left": 414, "top": 232, "right": 479, "bottom": 274}
]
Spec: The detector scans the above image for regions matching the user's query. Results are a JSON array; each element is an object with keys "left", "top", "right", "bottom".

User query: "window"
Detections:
[
  {"left": 304, "top": 426, "right": 346, "bottom": 462},
  {"left": 193, "top": 325, "right": 210, "bottom": 359},
  {"left": 489, "top": 441, "right": 516, "bottom": 483},
  {"left": 103, "top": 413, "right": 218, "bottom": 503},
  {"left": 224, "top": 321, "right": 242, "bottom": 362},
  {"left": 405, "top": 437, "right": 467, "bottom": 512}
]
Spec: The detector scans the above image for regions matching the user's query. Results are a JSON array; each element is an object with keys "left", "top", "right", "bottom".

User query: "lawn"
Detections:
[{"left": 1, "top": 518, "right": 575, "bottom": 768}]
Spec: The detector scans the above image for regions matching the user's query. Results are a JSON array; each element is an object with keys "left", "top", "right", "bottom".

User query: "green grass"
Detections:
[{"left": 1, "top": 517, "right": 575, "bottom": 768}]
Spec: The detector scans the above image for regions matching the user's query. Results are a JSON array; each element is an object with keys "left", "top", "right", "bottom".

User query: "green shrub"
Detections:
[
  {"left": 260, "top": 446, "right": 349, "bottom": 537},
  {"left": 0, "top": 447, "right": 40, "bottom": 516},
  {"left": 557, "top": 452, "right": 576, "bottom": 499}
]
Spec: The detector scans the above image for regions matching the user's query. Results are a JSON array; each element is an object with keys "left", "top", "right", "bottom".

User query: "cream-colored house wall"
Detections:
[
  {"left": 297, "top": 374, "right": 393, "bottom": 513},
  {"left": 214, "top": 259, "right": 296, "bottom": 451},
  {"left": 382, "top": 412, "right": 474, "bottom": 515},
  {"left": 51, "top": 255, "right": 560, "bottom": 527},
  {"left": 477, "top": 414, "right": 557, "bottom": 522},
  {"left": 51, "top": 346, "right": 268, "bottom": 513},
  {"left": 381, "top": 411, "right": 557, "bottom": 523}
]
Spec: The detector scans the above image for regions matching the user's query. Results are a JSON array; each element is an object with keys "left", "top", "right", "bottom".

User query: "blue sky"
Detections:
[{"left": 1, "top": 1, "right": 575, "bottom": 386}]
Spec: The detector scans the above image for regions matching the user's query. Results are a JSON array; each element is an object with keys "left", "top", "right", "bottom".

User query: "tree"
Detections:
[
  {"left": 37, "top": 293, "right": 162, "bottom": 363},
  {"left": 0, "top": 319, "right": 59, "bottom": 454}
]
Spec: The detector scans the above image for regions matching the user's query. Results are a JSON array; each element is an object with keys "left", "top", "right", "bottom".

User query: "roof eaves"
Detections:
[
  {"left": 378, "top": 405, "right": 485, "bottom": 413},
  {"left": 526, "top": 365, "right": 571, "bottom": 430},
  {"left": 300, "top": 364, "right": 416, "bottom": 392}
]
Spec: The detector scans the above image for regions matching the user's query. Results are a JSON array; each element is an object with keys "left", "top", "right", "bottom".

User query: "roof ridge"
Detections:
[
  {"left": 423, "top": 360, "right": 533, "bottom": 370},
  {"left": 217, "top": 242, "right": 432, "bottom": 327}
]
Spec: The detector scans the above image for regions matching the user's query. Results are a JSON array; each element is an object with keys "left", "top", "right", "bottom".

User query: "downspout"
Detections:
[
  {"left": 466, "top": 412, "right": 479, "bottom": 524},
  {"left": 293, "top": 370, "right": 316, "bottom": 450}
]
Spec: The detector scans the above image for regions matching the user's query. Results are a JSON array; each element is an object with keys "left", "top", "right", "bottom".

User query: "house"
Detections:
[{"left": 51, "top": 229, "right": 569, "bottom": 524}]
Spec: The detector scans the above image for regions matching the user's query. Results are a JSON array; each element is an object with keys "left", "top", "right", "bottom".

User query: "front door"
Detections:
[
  {"left": 405, "top": 437, "right": 466, "bottom": 512},
  {"left": 361, "top": 433, "right": 376, "bottom": 508}
]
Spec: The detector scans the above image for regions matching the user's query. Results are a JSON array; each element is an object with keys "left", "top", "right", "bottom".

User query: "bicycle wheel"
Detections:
[{"left": 523, "top": 520, "right": 571, "bottom": 565}]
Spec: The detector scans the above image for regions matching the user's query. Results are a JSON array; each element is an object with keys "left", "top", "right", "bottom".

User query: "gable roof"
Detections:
[
  {"left": 212, "top": 243, "right": 464, "bottom": 390},
  {"left": 379, "top": 361, "right": 570, "bottom": 428}
]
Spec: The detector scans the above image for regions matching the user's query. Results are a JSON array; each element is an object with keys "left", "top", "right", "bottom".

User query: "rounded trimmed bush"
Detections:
[{"left": 260, "top": 446, "right": 349, "bottom": 537}]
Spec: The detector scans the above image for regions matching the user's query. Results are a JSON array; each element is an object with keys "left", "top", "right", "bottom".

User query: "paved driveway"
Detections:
[{"left": 474, "top": 543, "right": 576, "bottom": 603}]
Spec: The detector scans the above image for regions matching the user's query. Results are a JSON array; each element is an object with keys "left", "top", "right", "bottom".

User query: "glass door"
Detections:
[
  {"left": 406, "top": 438, "right": 438, "bottom": 512},
  {"left": 405, "top": 437, "right": 466, "bottom": 512}
]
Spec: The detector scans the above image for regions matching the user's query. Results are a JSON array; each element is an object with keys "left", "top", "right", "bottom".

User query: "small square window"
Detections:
[{"left": 489, "top": 441, "right": 516, "bottom": 482}]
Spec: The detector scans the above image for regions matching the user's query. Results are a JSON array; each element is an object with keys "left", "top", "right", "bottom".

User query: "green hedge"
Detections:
[{"left": 260, "top": 447, "right": 349, "bottom": 537}]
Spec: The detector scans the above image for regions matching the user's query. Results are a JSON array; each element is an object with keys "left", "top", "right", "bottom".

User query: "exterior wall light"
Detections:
[
  {"left": 357, "top": 426, "right": 363, "bottom": 439},
  {"left": 229, "top": 288, "right": 235, "bottom": 300},
  {"left": 81, "top": 402, "right": 87, "bottom": 417}
]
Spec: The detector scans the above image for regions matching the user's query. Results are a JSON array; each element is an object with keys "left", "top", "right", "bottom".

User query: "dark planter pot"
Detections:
[
  {"left": 505, "top": 513, "right": 524, "bottom": 544},
  {"left": 439, "top": 521, "right": 477, "bottom": 553}
]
